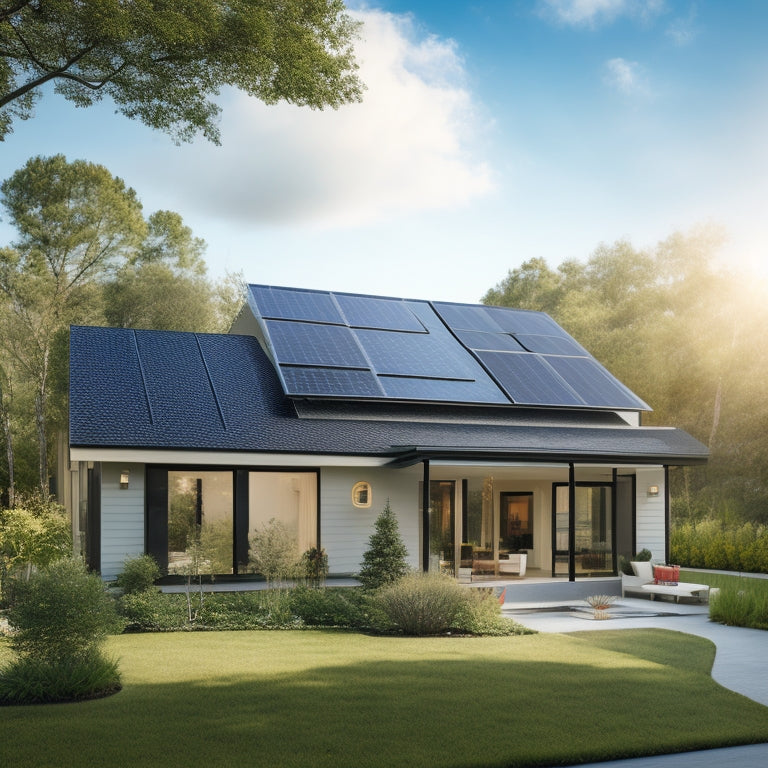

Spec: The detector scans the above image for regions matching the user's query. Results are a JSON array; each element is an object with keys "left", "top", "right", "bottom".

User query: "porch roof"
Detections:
[{"left": 69, "top": 326, "right": 708, "bottom": 467}]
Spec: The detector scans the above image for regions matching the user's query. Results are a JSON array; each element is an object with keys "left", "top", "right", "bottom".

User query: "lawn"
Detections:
[{"left": 1, "top": 629, "right": 768, "bottom": 768}]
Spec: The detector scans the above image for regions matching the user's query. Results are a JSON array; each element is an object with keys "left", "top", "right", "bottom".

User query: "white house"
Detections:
[{"left": 65, "top": 285, "right": 707, "bottom": 582}]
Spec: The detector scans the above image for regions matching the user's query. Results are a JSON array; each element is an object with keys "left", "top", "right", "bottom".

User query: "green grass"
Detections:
[
  {"left": 1, "top": 629, "right": 768, "bottom": 768},
  {"left": 679, "top": 570, "right": 768, "bottom": 629}
]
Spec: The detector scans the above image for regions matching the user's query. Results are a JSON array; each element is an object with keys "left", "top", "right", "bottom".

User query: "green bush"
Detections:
[
  {"left": 0, "top": 652, "right": 121, "bottom": 705},
  {"left": 115, "top": 554, "right": 161, "bottom": 595},
  {"left": 1, "top": 558, "right": 123, "bottom": 704},
  {"left": 8, "top": 558, "right": 123, "bottom": 663},
  {"left": 671, "top": 519, "right": 768, "bottom": 573},
  {"left": 249, "top": 519, "right": 301, "bottom": 583},
  {"left": 289, "top": 585, "right": 369, "bottom": 627},
  {"left": 120, "top": 588, "right": 303, "bottom": 631},
  {"left": 299, "top": 547, "right": 329, "bottom": 584},
  {"left": 358, "top": 500, "right": 409, "bottom": 590},
  {"left": 372, "top": 572, "right": 528, "bottom": 636},
  {"left": 0, "top": 498, "right": 72, "bottom": 606}
]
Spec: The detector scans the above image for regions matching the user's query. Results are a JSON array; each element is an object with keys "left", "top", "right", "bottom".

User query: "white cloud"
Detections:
[
  {"left": 539, "top": 0, "right": 665, "bottom": 27},
  {"left": 603, "top": 57, "right": 649, "bottom": 95},
  {"left": 136, "top": 9, "right": 494, "bottom": 229},
  {"left": 665, "top": 8, "right": 699, "bottom": 46}
]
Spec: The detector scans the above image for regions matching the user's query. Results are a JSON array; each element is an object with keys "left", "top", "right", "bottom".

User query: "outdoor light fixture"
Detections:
[
  {"left": 647, "top": 485, "right": 660, "bottom": 497},
  {"left": 120, "top": 470, "right": 130, "bottom": 489},
  {"left": 352, "top": 481, "right": 372, "bottom": 509}
]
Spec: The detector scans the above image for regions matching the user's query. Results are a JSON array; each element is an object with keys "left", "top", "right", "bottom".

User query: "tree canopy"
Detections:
[
  {"left": 0, "top": 154, "right": 243, "bottom": 502},
  {"left": 0, "top": 0, "right": 363, "bottom": 141},
  {"left": 484, "top": 229, "right": 768, "bottom": 524}
]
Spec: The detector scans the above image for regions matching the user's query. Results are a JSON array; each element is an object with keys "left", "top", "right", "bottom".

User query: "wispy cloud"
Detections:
[
  {"left": 134, "top": 9, "right": 494, "bottom": 229},
  {"left": 539, "top": 0, "right": 665, "bottom": 27},
  {"left": 665, "top": 7, "right": 699, "bottom": 46},
  {"left": 603, "top": 57, "right": 649, "bottom": 95}
]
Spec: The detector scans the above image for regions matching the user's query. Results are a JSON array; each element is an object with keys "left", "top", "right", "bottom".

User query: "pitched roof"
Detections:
[{"left": 69, "top": 325, "right": 708, "bottom": 465}]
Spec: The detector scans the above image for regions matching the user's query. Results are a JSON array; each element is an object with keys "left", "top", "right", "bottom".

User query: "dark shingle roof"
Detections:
[{"left": 69, "top": 326, "right": 708, "bottom": 465}]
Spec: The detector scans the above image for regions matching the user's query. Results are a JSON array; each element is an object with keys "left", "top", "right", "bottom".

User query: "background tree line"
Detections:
[
  {"left": 483, "top": 227, "right": 768, "bottom": 526},
  {"left": 0, "top": 154, "right": 244, "bottom": 504}
]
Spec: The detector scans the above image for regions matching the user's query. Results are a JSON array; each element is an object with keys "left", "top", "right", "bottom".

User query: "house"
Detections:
[{"left": 65, "top": 285, "right": 708, "bottom": 582}]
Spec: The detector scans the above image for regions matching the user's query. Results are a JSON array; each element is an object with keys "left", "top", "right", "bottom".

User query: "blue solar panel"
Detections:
[
  {"left": 281, "top": 366, "right": 383, "bottom": 398},
  {"left": 476, "top": 351, "right": 584, "bottom": 406},
  {"left": 356, "top": 328, "right": 477, "bottom": 379},
  {"left": 250, "top": 285, "right": 344, "bottom": 324},
  {"left": 246, "top": 284, "right": 650, "bottom": 411},
  {"left": 335, "top": 294, "right": 426, "bottom": 332},
  {"left": 265, "top": 320, "right": 368, "bottom": 368},
  {"left": 486, "top": 307, "right": 566, "bottom": 336},
  {"left": 514, "top": 334, "right": 588, "bottom": 356},
  {"left": 430, "top": 302, "right": 504, "bottom": 333},
  {"left": 453, "top": 329, "right": 525, "bottom": 353},
  {"left": 544, "top": 356, "right": 649, "bottom": 409}
]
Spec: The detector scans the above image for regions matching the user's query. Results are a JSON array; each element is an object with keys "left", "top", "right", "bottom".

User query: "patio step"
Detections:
[{"left": 498, "top": 578, "right": 622, "bottom": 604}]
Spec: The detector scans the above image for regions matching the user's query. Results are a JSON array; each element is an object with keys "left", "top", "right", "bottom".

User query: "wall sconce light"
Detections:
[
  {"left": 120, "top": 470, "right": 130, "bottom": 490},
  {"left": 352, "top": 481, "right": 372, "bottom": 509},
  {"left": 647, "top": 485, "right": 660, "bottom": 497}
]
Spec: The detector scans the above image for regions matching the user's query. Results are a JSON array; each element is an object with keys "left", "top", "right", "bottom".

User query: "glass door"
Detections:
[{"left": 552, "top": 484, "right": 614, "bottom": 577}]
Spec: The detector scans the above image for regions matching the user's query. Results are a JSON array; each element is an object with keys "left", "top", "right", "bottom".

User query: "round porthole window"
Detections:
[{"left": 352, "top": 481, "right": 372, "bottom": 509}]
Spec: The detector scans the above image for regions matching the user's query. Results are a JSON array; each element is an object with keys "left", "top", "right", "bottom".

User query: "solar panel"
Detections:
[
  {"left": 544, "top": 356, "right": 649, "bottom": 409},
  {"left": 476, "top": 351, "right": 584, "bottom": 407},
  {"left": 453, "top": 329, "right": 526, "bottom": 353},
  {"left": 430, "top": 302, "right": 504, "bottom": 333},
  {"left": 513, "top": 334, "right": 588, "bottom": 356},
  {"left": 249, "top": 285, "right": 344, "bottom": 324},
  {"left": 335, "top": 294, "right": 426, "bottom": 332},
  {"left": 356, "top": 328, "right": 477, "bottom": 378},
  {"left": 265, "top": 320, "right": 367, "bottom": 368},
  {"left": 485, "top": 306, "right": 566, "bottom": 336},
  {"left": 246, "top": 284, "right": 650, "bottom": 411},
  {"left": 281, "top": 366, "right": 383, "bottom": 398}
]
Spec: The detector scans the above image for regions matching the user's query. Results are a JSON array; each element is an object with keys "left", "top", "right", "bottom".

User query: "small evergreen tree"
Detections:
[{"left": 357, "top": 500, "right": 409, "bottom": 590}]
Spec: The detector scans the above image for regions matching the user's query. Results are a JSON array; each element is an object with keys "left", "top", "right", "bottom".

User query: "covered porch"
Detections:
[{"left": 407, "top": 458, "right": 670, "bottom": 584}]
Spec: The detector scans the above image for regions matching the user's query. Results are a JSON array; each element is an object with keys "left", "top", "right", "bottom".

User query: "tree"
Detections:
[
  {"left": 357, "top": 500, "right": 409, "bottom": 590},
  {"left": 483, "top": 227, "right": 768, "bottom": 525},
  {"left": 0, "top": 154, "right": 146, "bottom": 491},
  {"left": 0, "top": 0, "right": 363, "bottom": 142}
]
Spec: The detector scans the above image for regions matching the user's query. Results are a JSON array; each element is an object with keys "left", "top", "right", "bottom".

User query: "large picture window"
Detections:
[{"left": 146, "top": 467, "right": 318, "bottom": 578}]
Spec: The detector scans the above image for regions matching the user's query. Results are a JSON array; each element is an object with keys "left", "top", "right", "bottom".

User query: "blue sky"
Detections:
[{"left": 2, "top": 0, "right": 767, "bottom": 303}]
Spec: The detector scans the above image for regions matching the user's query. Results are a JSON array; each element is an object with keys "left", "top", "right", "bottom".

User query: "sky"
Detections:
[{"left": 2, "top": 0, "right": 767, "bottom": 304}]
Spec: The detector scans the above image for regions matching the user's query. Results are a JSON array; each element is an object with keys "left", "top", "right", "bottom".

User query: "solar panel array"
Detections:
[{"left": 246, "top": 285, "right": 650, "bottom": 410}]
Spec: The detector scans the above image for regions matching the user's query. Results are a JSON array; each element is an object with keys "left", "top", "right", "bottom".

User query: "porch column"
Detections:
[
  {"left": 422, "top": 459, "right": 430, "bottom": 572},
  {"left": 664, "top": 465, "right": 670, "bottom": 564},
  {"left": 568, "top": 462, "right": 576, "bottom": 582}
]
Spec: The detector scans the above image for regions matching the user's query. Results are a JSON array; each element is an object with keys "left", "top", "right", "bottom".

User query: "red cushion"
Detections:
[{"left": 653, "top": 565, "right": 680, "bottom": 585}]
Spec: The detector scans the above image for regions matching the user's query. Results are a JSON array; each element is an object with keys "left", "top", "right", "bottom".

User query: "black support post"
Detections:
[
  {"left": 568, "top": 462, "right": 576, "bottom": 582},
  {"left": 422, "top": 459, "right": 430, "bottom": 572}
]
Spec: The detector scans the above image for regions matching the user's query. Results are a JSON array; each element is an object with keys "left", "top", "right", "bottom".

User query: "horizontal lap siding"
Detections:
[
  {"left": 635, "top": 467, "right": 665, "bottom": 561},
  {"left": 100, "top": 463, "right": 145, "bottom": 580},
  {"left": 320, "top": 467, "right": 422, "bottom": 575}
]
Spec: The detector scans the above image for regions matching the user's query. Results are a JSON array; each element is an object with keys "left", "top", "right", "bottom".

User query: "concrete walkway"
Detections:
[{"left": 504, "top": 597, "right": 768, "bottom": 768}]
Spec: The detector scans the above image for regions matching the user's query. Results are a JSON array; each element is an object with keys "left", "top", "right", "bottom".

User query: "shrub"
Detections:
[
  {"left": 0, "top": 498, "right": 71, "bottom": 606},
  {"left": 115, "top": 554, "right": 161, "bottom": 594},
  {"left": 0, "top": 653, "right": 121, "bottom": 705},
  {"left": 300, "top": 547, "right": 329, "bottom": 585},
  {"left": 372, "top": 572, "right": 529, "bottom": 636},
  {"left": 289, "top": 585, "right": 369, "bottom": 627},
  {"left": 8, "top": 558, "right": 123, "bottom": 663},
  {"left": 357, "top": 500, "right": 409, "bottom": 590},
  {"left": 249, "top": 519, "right": 301, "bottom": 583},
  {"left": 1, "top": 558, "right": 123, "bottom": 704}
]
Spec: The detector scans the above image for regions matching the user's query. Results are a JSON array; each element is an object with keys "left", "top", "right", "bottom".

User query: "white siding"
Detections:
[
  {"left": 100, "top": 463, "right": 145, "bottom": 580},
  {"left": 635, "top": 467, "right": 666, "bottom": 561},
  {"left": 320, "top": 467, "right": 422, "bottom": 575}
]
